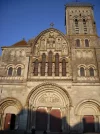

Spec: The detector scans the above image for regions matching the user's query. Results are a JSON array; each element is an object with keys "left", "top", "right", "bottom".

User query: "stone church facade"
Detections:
[{"left": 0, "top": 2, "right": 100, "bottom": 133}]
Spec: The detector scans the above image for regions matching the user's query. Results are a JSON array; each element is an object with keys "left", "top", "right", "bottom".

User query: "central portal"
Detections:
[
  {"left": 27, "top": 83, "right": 71, "bottom": 132},
  {"left": 50, "top": 109, "right": 62, "bottom": 132},
  {"left": 35, "top": 108, "right": 62, "bottom": 132}
]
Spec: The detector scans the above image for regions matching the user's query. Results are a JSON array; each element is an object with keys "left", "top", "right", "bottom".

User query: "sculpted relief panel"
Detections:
[
  {"left": 33, "top": 30, "right": 69, "bottom": 56},
  {"left": 38, "top": 92, "right": 60, "bottom": 104}
]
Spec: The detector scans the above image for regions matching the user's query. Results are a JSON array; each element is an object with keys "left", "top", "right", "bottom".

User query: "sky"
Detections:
[{"left": 0, "top": 0, "right": 100, "bottom": 54}]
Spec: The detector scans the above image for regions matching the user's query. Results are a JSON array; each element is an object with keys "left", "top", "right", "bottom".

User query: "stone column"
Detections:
[
  {"left": 95, "top": 115, "right": 99, "bottom": 132},
  {"left": 0, "top": 113, "right": 3, "bottom": 130},
  {"left": 27, "top": 105, "right": 31, "bottom": 131},
  {"left": 38, "top": 63, "right": 41, "bottom": 76},
  {"left": 45, "top": 63, "right": 48, "bottom": 76},
  {"left": 52, "top": 63, "right": 55, "bottom": 77},
  {"left": 61, "top": 108, "right": 66, "bottom": 131},
  {"left": 59, "top": 63, "right": 62, "bottom": 77},
  {"left": 2, "top": 113, "right": 5, "bottom": 130},
  {"left": 31, "top": 107, "right": 37, "bottom": 129}
]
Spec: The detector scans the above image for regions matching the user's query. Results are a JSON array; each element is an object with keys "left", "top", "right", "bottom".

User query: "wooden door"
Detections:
[
  {"left": 4, "top": 113, "right": 11, "bottom": 130},
  {"left": 83, "top": 115, "right": 95, "bottom": 132},
  {"left": 4, "top": 113, "right": 16, "bottom": 130},
  {"left": 50, "top": 109, "right": 62, "bottom": 132},
  {"left": 36, "top": 108, "right": 47, "bottom": 131}
]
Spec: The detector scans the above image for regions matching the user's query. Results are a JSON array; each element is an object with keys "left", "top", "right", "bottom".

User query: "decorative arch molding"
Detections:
[
  {"left": 15, "top": 64, "right": 25, "bottom": 69},
  {"left": 26, "top": 82, "right": 72, "bottom": 108},
  {"left": 32, "top": 28, "right": 70, "bottom": 56},
  {"left": 33, "top": 28, "right": 69, "bottom": 46},
  {"left": 75, "top": 99, "right": 100, "bottom": 116},
  {"left": 0, "top": 97, "right": 23, "bottom": 114}
]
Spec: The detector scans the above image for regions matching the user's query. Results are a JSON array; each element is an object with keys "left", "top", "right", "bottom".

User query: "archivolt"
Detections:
[
  {"left": 0, "top": 97, "right": 23, "bottom": 114},
  {"left": 26, "top": 82, "right": 72, "bottom": 107},
  {"left": 75, "top": 99, "right": 100, "bottom": 115}
]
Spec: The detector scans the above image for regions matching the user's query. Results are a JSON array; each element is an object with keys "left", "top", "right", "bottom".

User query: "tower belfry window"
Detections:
[
  {"left": 75, "top": 19, "right": 79, "bottom": 34},
  {"left": 83, "top": 19, "right": 87, "bottom": 34}
]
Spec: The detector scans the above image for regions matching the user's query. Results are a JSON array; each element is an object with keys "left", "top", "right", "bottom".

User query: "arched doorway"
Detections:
[
  {"left": 83, "top": 115, "right": 95, "bottom": 132},
  {"left": 26, "top": 83, "right": 72, "bottom": 132},
  {"left": 0, "top": 97, "right": 22, "bottom": 130},
  {"left": 36, "top": 108, "right": 48, "bottom": 131},
  {"left": 75, "top": 100, "right": 100, "bottom": 133},
  {"left": 50, "top": 109, "right": 62, "bottom": 132}
]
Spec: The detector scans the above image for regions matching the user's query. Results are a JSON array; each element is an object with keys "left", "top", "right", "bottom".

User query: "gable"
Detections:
[{"left": 32, "top": 28, "right": 69, "bottom": 57}]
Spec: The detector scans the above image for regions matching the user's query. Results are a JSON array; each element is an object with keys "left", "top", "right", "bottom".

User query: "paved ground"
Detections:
[{"left": 0, "top": 130, "right": 100, "bottom": 134}]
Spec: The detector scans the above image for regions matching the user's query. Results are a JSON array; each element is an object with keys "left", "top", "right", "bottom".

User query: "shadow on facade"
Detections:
[{"left": 0, "top": 109, "right": 100, "bottom": 134}]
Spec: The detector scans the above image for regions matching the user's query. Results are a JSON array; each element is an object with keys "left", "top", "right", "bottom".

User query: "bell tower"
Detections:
[{"left": 65, "top": 2, "right": 97, "bottom": 35}]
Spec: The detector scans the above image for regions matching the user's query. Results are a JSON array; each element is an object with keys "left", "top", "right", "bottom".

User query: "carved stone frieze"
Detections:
[
  {"left": 33, "top": 29, "right": 69, "bottom": 57},
  {"left": 38, "top": 92, "right": 60, "bottom": 104}
]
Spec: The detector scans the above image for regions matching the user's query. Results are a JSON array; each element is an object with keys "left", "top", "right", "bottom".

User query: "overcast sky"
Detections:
[{"left": 0, "top": 0, "right": 100, "bottom": 54}]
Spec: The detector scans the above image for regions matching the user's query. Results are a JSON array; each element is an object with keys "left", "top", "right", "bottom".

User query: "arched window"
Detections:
[
  {"left": 8, "top": 67, "right": 13, "bottom": 76},
  {"left": 48, "top": 51, "right": 53, "bottom": 76},
  {"left": 62, "top": 59, "right": 66, "bottom": 76},
  {"left": 55, "top": 53, "right": 59, "bottom": 76},
  {"left": 83, "top": 19, "right": 87, "bottom": 34},
  {"left": 75, "top": 19, "right": 78, "bottom": 25},
  {"left": 75, "top": 19, "right": 79, "bottom": 34},
  {"left": 89, "top": 67, "right": 94, "bottom": 76},
  {"left": 83, "top": 19, "right": 86, "bottom": 25},
  {"left": 34, "top": 59, "right": 39, "bottom": 76},
  {"left": 85, "top": 39, "right": 89, "bottom": 47},
  {"left": 80, "top": 67, "right": 85, "bottom": 76},
  {"left": 17, "top": 67, "right": 21, "bottom": 76},
  {"left": 41, "top": 53, "right": 46, "bottom": 76},
  {"left": 76, "top": 39, "right": 80, "bottom": 47}
]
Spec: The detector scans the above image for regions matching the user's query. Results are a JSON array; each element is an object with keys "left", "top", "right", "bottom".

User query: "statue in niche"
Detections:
[
  {"left": 47, "top": 31, "right": 55, "bottom": 49},
  {"left": 34, "top": 43, "right": 40, "bottom": 56},
  {"left": 40, "top": 37, "right": 46, "bottom": 50},
  {"left": 56, "top": 37, "right": 62, "bottom": 50},
  {"left": 47, "top": 37, "right": 55, "bottom": 48},
  {"left": 62, "top": 43, "right": 68, "bottom": 55}
]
